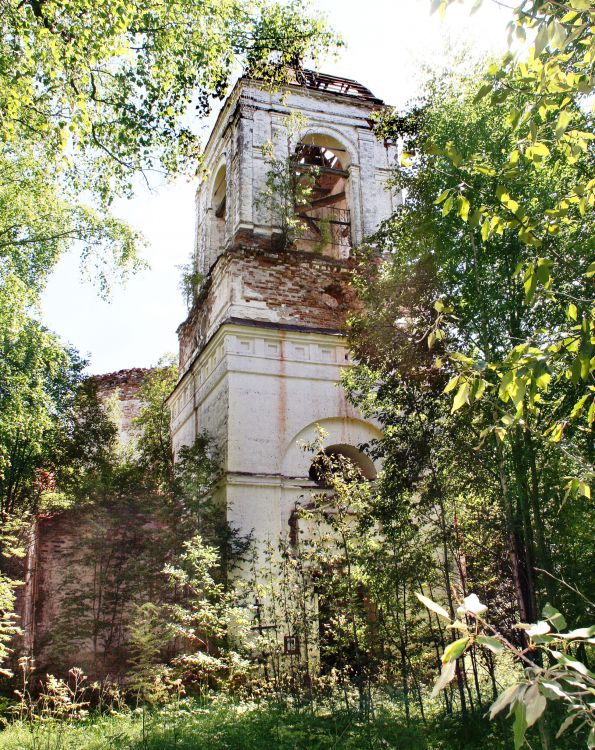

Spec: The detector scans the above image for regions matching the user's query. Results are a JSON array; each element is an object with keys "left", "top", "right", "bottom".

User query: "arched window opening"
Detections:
[
  {"left": 292, "top": 135, "right": 351, "bottom": 259},
  {"left": 308, "top": 444, "right": 376, "bottom": 487},
  {"left": 210, "top": 164, "right": 227, "bottom": 265}
]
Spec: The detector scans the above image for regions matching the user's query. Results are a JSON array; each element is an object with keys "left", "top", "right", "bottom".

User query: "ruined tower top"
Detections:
[
  {"left": 290, "top": 69, "right": 384, "bottom": 105},
  {"left": 175, "top": 69, "right": 398, "bottom": 376},
  {"left": 192, "top": 70, "right": 394, "bottom": 278}
]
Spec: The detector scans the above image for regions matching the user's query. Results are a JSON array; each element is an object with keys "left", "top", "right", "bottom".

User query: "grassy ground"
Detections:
[{"left": 0, "top": 698, "right": 521, "bottom": 750}]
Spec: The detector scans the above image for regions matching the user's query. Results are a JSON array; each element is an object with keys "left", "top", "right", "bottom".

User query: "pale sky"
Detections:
[{"left": 41, "top": 0, "right": 513, "bottom": 374}]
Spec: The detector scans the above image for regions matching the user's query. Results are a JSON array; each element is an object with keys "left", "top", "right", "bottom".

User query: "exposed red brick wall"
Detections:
[
  {"left": 92, "top": 368, "right": 151, "bottom": 441},
  {"left": 93, "top": 368, "right": 150, "bottom": 398},
  {"left": 233, "top": 248, "right": 357, "bottom": 327},
  {"left": 25, "top": 501, "right": 174, "bottom": 681},
  {"left": 178, "top": 246, "right": 359, "bottom": 370},
  {"left": 17, "top": 368, "right": 170, "bottom": 682},
  {"left": 178, "top": 285, "right": 215, "bottom": 371}
]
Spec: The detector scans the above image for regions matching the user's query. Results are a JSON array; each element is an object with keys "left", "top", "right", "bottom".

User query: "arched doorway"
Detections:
[{"left": 308, "top": 443, "right": 377, "bottom": 487}]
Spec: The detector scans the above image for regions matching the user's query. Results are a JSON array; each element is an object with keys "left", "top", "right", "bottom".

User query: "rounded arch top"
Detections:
[
  {"left": 281, "top": 417, "right": 382, "bottom": 478},
  {"left": 309, "top": 443, "right": 377, "bottom": 485},
  {"left": 299, "top": 127, "right": 358, "bottom": 170}
]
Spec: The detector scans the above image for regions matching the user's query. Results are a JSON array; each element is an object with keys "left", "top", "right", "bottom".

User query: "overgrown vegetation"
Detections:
[
  {"left": 0, "top": 0, "right": 592, "bottom": 748},
  {"left": 255, "top": 112, "right": 319, "bottom": 249},
  {"left": 339, "top": 0, "right": 594, "bottom": 746},
  {"left": 0, "top": 696, "right": 525, "bottom": 750}
]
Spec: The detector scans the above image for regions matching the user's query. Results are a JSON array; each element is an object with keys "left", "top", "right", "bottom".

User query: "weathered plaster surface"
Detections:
[{"left": 171, "top": 72, "right": 396, "bottom": 549}]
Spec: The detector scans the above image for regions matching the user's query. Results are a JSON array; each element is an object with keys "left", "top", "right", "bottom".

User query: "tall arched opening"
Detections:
[
  {"left": 292, "top": 134, "right": 352, "bottom": 259},
  {"left": 209, "top": 163, "right": 227, "bottom": 267}
]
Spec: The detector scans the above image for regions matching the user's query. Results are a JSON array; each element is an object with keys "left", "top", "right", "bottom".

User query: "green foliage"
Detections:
[
  {"left": 0, "top": 150, "right": 142, "bottom": 300},
  {"left": 359, "top": 58, "right": 593, "bottom": 639},
  {"left": 0, "top": 126, "right": 141, "bottom": 539},
  {"left": 418, "top": 592, "right": 595, "bottom": 749},
  {"left": 0, "top": 696, "right": 520, "bottom": 750},
  {"left": 0, "top": 576, "right": 20, "bottom": 677},
  {"left": 171, "top": 434, "right": 246, "bottom": 567},
  {"left": 0, "top": 319, "right": 86, "bottom": 517},
  {"left": 127, "top": 603, "right": 174, "bottom": 705},
  {"left": 48, "top": 377, "right": 120, "bottom": 503},
  {"left": 16, "top": 361, "right": 235, "bottom": 682},
  {"left": 250, "top": 434, "right": 493, "bottom": 719},
  {"left": 255, "top": 112, "right": 318, "bottom": 248},
  {"left": 0, "top": 0, "right": 339, "bottom": 196},
  {"left": 0, "top": 349, "right": 110, "bottom": 679},
  {"left": 313, "top": 217, "right": 333, "bottom": 254},
  {"left": 162, "top": 536, "right": 250, "bottom": 689},
  {"left": 346, "top": 13, "right": 594, "bottom": 734},
  {"left": 0, "top": 0, "right": 338, "bottom": 307},
  {"left": 178, "top": 264, "right": 205, "bottom": 311},
  {"left": 46, "top": 496, "right": 176, "bottom": 677},
  {"left": 172, "top": 436, "right": 220, "bottom": 515},
  {"left": 164, "top": 536, "right": 236, "bottom": 644},
  {"left": 423, "top": 0, "right": 594, "bottom": 496},
  {"left": 297, "top": 441, "right": 378, "bottom": 706},
  {"left": 344, "top": 283, "right": 519, "bottom": 715},
  {"left": 133, "top": 359, "right": 179, "bottom": 494}
]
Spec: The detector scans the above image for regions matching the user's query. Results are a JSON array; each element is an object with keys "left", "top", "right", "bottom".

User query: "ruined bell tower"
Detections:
[{"left": 169, "top": 70, "right": 398, "bottom": 544}]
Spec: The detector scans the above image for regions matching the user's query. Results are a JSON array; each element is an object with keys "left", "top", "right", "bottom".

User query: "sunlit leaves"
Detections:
[
  {"left": 452, "top": 381, "right": 470, "bottom": 412},
  {"left": 526, "top": 620, "right": 551, "bottom": 637},
  {"left": 462, "top": 593, "right": 488, "bottom": 615},
  {"left": 0, "top": 573, "right": 20, "bottom": 673},
  {"left": 476, "top": 634, "right": 504, "bottom": 653},
  {"left": 431, "top": 0, "right": 594, "bottom": 472},
  {"left": 542, "top": 602, "right": 567, "bottom": 631},
  {"left": 0, "top": 283, "right": 86, "bottom": 518},
  {"left": 442, "top": 636, "right": 469, "bottom": 663},
  {"left": 457, "top": 194, "right": 470, "bottom": 221},
  {"left": 443, "top": 374, "right": 487, "bottom": 414},
  {"left": 419, "top": 591, "right": 595, "bottom": 747},
  {"left": 415, "top": 592, "right": 450, "bottom": 620},
  {"left": 431, "top": 659, "right": 457, "bottom": 697},
  {"left": 0, "top": 0, "right": 339, "bottom": 197},
  {"left": 522, "top": 259, "right": 552, "bottom": 304}
]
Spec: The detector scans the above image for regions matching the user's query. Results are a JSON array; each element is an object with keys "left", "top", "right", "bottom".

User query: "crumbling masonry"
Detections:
[
  {"left": 18, "top": 71, "right": 399, "bottom": 680},
  {"left": 169, "top": 70, "right": 398, "bottom": 546}
]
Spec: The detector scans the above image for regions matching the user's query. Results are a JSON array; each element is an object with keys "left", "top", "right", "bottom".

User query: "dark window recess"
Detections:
[{"left": 309, "top": 444, "right": 377, "bottom": 487}]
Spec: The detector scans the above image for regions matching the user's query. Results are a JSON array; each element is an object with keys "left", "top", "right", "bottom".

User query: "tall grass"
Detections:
[{"left": 0, "top": 697, "right": 519, "bottom": 750}]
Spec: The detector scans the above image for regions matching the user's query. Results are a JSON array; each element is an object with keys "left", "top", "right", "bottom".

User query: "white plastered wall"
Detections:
[
  {"left": 170, "top": 323, "right": 382, "bottom": 546},
  {"left": 193, "top": 78, "right": 399, "bottom": 276}
]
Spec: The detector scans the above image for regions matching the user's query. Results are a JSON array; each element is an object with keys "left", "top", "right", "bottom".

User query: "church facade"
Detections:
[
  {"left": 15, "top": 70, "right": 400, "bottom": 679},
  {"left": 168, "top": 70, "right": 399, "bottom": 545}
]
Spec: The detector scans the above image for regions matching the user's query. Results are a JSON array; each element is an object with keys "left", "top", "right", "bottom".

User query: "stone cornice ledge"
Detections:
[{"left": 168, "top": 318, "right": 348, "bottom": 405}]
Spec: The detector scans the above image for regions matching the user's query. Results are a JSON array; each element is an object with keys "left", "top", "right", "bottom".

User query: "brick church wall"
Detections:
[
  {"left": 18, "top": 368, "right": 178, "bottom": 682},
  {"left": 178, "top": 247, "right": 359, "bottom": 372}
]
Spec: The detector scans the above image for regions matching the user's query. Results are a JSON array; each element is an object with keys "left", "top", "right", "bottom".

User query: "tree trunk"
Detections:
[{"left": 495, "top": 439, "right": 535, "bottom": 626}]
